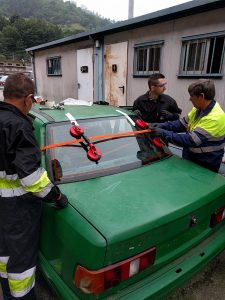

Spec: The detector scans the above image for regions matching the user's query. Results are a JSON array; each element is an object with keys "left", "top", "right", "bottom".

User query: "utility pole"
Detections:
[{"left": 128, "top": 0, "right": 134, "bottom": 19}]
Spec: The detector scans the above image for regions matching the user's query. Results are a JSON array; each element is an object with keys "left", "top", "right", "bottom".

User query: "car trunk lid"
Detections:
[{"left": 59, "top": 155, "right": 225, "bottom": 265}]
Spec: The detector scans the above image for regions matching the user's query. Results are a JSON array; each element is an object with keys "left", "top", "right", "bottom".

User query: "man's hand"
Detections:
[
  {"left": 151, "top": 127, "right": 166, "bottom": 137},
  {"left": 150, "top": 123, "right": 163, "bottom": 128},
  {"left": 161, "top": 110, "right": 174, "bottom": 120},
  {"left": 133, "top": 109, "right": 142, "bottom": 118},
  {"left": 52, "top": 193, "right": 68, "bottom": 209},
  {"left": 45, "top": 185, "right": 68, "bottom": 209}
]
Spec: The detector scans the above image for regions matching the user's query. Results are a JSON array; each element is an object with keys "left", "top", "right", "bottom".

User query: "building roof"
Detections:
[{"left": 26, "top": 0, "right": 225, "bottom": 52}]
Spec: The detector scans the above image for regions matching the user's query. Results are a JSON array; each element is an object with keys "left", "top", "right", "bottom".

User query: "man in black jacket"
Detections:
[
  {"left": 132, "top": 73, "right": 182, "bottom": 123},
  {"left": 0, "top": 73, "right": 68, "bottom": 300}
]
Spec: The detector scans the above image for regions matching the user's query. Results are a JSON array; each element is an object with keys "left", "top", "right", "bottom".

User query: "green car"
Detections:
[{"left": 30, "top": 103, "right": 225, "bottom": 300}]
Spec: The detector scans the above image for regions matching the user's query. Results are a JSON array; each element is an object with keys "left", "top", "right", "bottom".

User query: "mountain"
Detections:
[
  {"left": 0, "top": 0, "right": 112, "bottom": 30},
  {"left": 0, "top": 0, "right": 114, "bottom": 61}
]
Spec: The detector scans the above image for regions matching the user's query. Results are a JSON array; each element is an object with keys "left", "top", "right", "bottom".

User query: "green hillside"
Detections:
[
  {"left": 0, "top": 0, "right": 113, "bottom": 61},
  {"left": 0, "top": 0, "right": 112, "bottom": 29}
]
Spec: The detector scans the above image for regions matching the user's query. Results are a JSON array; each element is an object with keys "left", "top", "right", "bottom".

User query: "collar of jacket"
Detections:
[
  {"left": 0, "top": 101, "right": 32, "bottom": 125},
  {"left": 143, "top": 91, "right": 164, "bottom": 103},
  {"left": 195, "top": 99, "right": 216, "bottom": 120}
]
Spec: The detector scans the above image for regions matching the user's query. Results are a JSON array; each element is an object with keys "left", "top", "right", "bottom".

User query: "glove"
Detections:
[
  {"left": 161, "top": 110, "right": 174, "bottom": 120},
  {"left": 43, "top": 185, "right": 68, "bottom": 209},
  {"left": 133, "top": 109, "right": 142, "bottom": 118},
  {"left": 52, "top": 193, "right": 68, "bottom": 209},
  {"left": 150, "top": 123, "right": 163, "bottom": 128},
  {"left": 150, "top": 127, "right": 166, "bottom": 138}
]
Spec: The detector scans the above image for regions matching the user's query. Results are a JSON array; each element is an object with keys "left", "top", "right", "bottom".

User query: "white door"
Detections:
[
  {"left": 104, "top": 42, "right": 128, "bottom": 106},
  {"left": 77, "top": 48, "right": 94, "bottom": 101}
]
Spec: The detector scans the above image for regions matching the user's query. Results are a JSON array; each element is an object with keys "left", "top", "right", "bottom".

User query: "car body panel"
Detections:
[
  {"left": 62, "top": 156, "right": 225, "bottom": 241},
  {"left": 58, "top": 156, "right": 225, "bottom": 265}
]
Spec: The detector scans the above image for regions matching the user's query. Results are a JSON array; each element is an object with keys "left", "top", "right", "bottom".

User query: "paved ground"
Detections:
[{"left": 167, "top": 251, "right": 225, "bottom": 300}]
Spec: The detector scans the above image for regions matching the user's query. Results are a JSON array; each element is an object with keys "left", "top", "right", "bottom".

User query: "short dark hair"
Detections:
[
  {"left": 188, "top": 79, "right": 215, "bottom": 100},
  {"left": 148, "top": 73, "right": 165, "bottom": 89},
  {"left": 3, "top": 73, "right": 35, "bottom": 99}
]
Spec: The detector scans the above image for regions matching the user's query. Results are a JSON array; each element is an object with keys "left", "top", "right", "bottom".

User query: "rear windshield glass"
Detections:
[{"left": 46, "top": 116, "right": 171, "bottom": 182}]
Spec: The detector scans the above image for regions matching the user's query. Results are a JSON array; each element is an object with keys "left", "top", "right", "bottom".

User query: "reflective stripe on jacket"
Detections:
[{"left": 0, "top": 169, "right": 53, "bottom": 198}]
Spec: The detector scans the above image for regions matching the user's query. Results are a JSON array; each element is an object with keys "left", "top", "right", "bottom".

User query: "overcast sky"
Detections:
[{"left": 71, "top": 0, "right": 193, "bottom": 21}]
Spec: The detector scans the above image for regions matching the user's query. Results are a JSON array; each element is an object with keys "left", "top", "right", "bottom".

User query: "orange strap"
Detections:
[{"left": 40, "top": 129, "right": 151, "bottom": 151}]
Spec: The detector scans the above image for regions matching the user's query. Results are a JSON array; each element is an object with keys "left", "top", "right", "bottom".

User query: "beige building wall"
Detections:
[
  {"left": 104, "top": 7, "right": 225, "bottom": 116},
  {"left": 34, "top": 40, "right": 93, "bottom": 102}
]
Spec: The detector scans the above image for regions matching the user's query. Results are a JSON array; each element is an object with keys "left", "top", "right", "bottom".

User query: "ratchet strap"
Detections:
[{"left": 40, "top": 129, "right": 151, "bottom": 151}]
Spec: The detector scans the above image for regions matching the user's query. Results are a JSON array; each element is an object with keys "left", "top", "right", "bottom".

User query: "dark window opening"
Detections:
[
  {"left": 179, "top": 33, "right": 225, "bottom": 77},
  {"left": 207, "top": 37, "right": 224, "bottom": 73},
  {"left": 46, "top": 57, "right": 62, "bottom": 76},
  {"left": 137, "top": 48, "right": 147, "bottom": 71},
  {"left": 133, "top": 41, "right": 163, "bottom": 77}
]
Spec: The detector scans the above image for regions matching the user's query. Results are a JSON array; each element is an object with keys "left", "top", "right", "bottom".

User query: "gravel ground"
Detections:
[
  {"left": 166, "top": 251, "right": 225, "bottom": 300},
  {"left": 1, "top": 251, "right": 225, "bottom": 300}
]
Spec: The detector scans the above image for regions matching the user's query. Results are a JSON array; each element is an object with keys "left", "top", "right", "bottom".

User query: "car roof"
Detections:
[{"left": 31, "top": 104, "right": 133, "bottom": 124}]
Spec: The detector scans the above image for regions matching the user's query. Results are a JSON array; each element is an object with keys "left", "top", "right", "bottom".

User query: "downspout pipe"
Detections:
[
  {"left": 94, "top": 39, "right": 104, "bottom": 103},
  {"left": 27, "top": 50, "right": 37, "bottom": 94}
]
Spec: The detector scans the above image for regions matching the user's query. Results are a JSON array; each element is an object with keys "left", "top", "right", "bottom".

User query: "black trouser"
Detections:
[
  {"left": 0, "top": 278, "right": 36, "bottom": 299},
  {"left": 0, "top": 194, "right": 41, "bottom": 299}
]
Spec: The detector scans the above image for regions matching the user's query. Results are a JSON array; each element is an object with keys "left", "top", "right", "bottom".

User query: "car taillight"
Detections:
[
  {"left": 74, "top": 247, "right": 156, "bottom": 294},
  {"left": 210, "top": 205, "right": 225, "bottom": 227}
]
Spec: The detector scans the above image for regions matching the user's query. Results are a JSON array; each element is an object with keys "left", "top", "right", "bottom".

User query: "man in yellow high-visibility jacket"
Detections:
[
  {"left": 152, "top": 79, "right": 225, "bottom": 172},
  {"left": 0, "top": 73, "right": 68, "bottom": 299}
]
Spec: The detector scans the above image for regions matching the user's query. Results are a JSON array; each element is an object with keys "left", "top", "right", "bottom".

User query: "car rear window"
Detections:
[{"left": 46, "top": 116, "right": 171, "bottom": 182}]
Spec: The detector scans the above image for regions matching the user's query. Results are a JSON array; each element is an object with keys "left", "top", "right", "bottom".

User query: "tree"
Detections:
[
  {"left": 0, "top": 16, "right": 63, "bottom": 60},
  {"left": 0, "top": 15, "right": 8, "bottom": 31},
  {"left": 0, "top": 0, "right": 112, "bottom": 27},
  {"left": 0, "top": 0, "right": 113, "bottom": 61}
]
